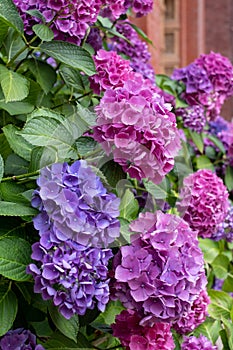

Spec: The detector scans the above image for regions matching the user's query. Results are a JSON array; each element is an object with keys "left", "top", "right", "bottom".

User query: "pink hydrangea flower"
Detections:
[
  {"left": 178, "top": 169, "right": 229, "bottom": 238},
  {"left": 173, "top": 289, "right": 210, "bottom": 334},
  {"left": 89, "top": 49, "right": 132, "bottom": 94},
  {"left": 112, "top": 309, "right": 175, "bottom": 350},
  {"left": 181, "top": 335, "right": 217, "bottom": 350},
  {"left": 92, "top": 72, "right": 181, "bottom": 184}
]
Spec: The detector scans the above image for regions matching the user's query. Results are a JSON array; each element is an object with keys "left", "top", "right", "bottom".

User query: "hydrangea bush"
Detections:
[{"left": 0, "top": 0, "right": 233, "bottom": 349}]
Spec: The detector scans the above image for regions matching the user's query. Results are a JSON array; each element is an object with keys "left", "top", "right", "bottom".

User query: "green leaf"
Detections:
[
  {"left": 75, "top": 136, "right": 97, "bottom": 157},
  {"left": 0, "top": 65, "right": 30, "bottom": 102},
  {"left": 119, "top": 189, "right": 139, "bottom": 221},
  {"left": 196, "top": 155, "right": 214, "bottom": 171},
  {"left": 4, "top": 28, "right": 28, "bottom": 62},
  {"left": 33, "top": 24, "right": 54, "bottom": 41},
  {"left": 205, "top": 134, "right": 226, "bottom": 154},
  {"left": 127, "top": 22, "right": 153, "bottom": 45},
  {"left": 208, "top": 289, "right": 233, "bottom": 320},
  {"left": 0, "top": 19, "right": 9, "bottom": 45},
  {"left": 199, "top": 238, "right": 219, "bottom": 264},
  {"left": 225, "top": 165, "right": 233, "bottom": 192},
  {"left": 223, "top": 274, "right": 233, "bottom": 293},
  {"left": 26, "top": 59, "right": 56, "bottom": 94},
  {"left": 48, "top": 303, "right": 79, "bottom": 343},
  {"left": 0, "top": 201, "right": 37, "bottom": 217},
  {"left": 0, "top": 134, "right": 12, "bottom": 161},
  {"left": 26, "top": 9, "right": 45, "bottom": 22},
  {"left": 92, "top": 300, "right": 124, "bottom": 328},
  {"left": 40, "top": 41, "right": 96, "bottom": 76},
  {"left": 59, "top": 65, "right": 87, "bottom": 92},
  {"left": 211, "top": 254, "right": 230, "bottom": 279},
  {"left": 0, "top": 155, "right": 3, "bottom": 183},
  {"left": 43, "top": 331, "right": 92, "bottom": 349},
  {"left": 0, "top": 0, "right": 24, "bottom": 34},
  {"left": 0, "top": 283, "right": 18, "bottom": 336},
  {"left": 143, "top": 177, "right": 169, "bottom": 200},
  {"left": 100, "top": 160, "right": 126, "bottom": 188},
  {"left": 3, "top": 124, "right": 33, "bottom": 161},
  {"left": 0, "top": 101, "right": 34, "bottom": 115},
  {"left": 193, "top": 318, "right": 221, "bottom": 345},
  {"left": 119, "top": 217, "right": 131, "bottom": 243},
  {"left": 0, "top": 236, "right": 32, "bottom": 281},
  {"left": 189, "top": 130, "right": 204, "bottom": 153},
  {"left": 221, "top": 317, "right": 233, "bottom": 349},
  {"left": 5, "top": 154, "right": 29, "bottom": 175},
  {"left": 0, "top": 182, "right": 28, "bottom": 204}
]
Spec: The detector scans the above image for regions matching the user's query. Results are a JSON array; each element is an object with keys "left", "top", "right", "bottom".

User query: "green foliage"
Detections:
[
  {"left": 0, "top": 65, "right": 30, "bottom": 102},
  {"left": 0, "top": 283, "right": 18, "bottom": 336},
  {"left": 0, "top": 0, "right": 24, "bottom": 34}
]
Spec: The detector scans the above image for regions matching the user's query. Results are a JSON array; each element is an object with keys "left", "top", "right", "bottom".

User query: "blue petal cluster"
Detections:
[
  {"left": 32, "top": 160, "right": 120, "bottom": 248},
  {"left": 0, "top": 328, "right": 44, "bottom": 350}
]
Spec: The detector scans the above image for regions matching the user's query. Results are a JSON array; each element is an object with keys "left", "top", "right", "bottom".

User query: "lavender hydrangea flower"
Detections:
[
  {"left": 92, "top": 72, "right": 181, "bottom": 184},
  {"left": 0, "top": 328, "right": 45, "bottom": 350},
  {"left": 211, "top": 205, "right": 233, "bottom": 242},
  {"left": 86, "top": 28, "right": 103, "bottom": 53},
  {"left": 176, "top": 105, "right": 206, "bottom": 133},
  {"left": 173, "top": 289, "right": 210, "bottom": 334},
  {"left": 112, "top": 211, "right": 206, "bottom": 325},
  {"left": 181, "top": 335, "right": 217, "bottom": 350},
  {"left": 32, "top": 160, "right": 120, "bottom": 248},
  {"left": 27, "top": 238, "right": 113, "bottom": 319},
  {"left": 178, "top": 169, "right": 229, "bottom": 238},
  {"left": 112, "top": 309, "right": 175, "bottom": 350}
]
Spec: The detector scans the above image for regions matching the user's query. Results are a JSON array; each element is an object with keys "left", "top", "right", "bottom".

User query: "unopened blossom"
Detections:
[
  {"left": 27, "top": 238, "right": 113, "bottom": 319},
  {"left": 181, "top": 335, "right": 217, "bottom": 350},
  {"left": 92, "top": 72, "right": 181, "bottom": 184},
  {"left": 176, "top": 105, "right": 206, "bottom": 133},
  {"left": 112, "top": 309, "right": 175, "bottom": 350},
  {"left": 112, "top": 211, "right": 206, "bottom": 325},
  {"left": 32, "top": 160, "right": 120, "bottom": 248},
  {"left": 89, "top": 49, "right": 132, "bottom": 94},
  {"left": 173, "top": 289, "right": 210, "bottom": 334},
  {"left": 0, "top": 328, "right": 45, "bottom": 350},
  {"left": 178, "top": 169, "right": 229, "bottom": 238}
]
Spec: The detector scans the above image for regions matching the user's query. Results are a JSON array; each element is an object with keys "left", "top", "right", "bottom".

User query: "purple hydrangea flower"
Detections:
[
  {"left": 32, "top": 160, "right": 120, "bottom": 248},
  {"left": 112, "top": 309, "right": 175, "bottom": 350},
  {"left": 27, "top": 238, "right": 113, "bottom": 319},
  {"left": 173, "top": 289, "right": 210, "bottom": 334},
  {"left": 112, "top": 211, "right": 206, "bottom": 325},
  {"left": 209, "top": 116, "right": 229, "bottom": 135},
  {"left": 211, "top": 205, "right": 233, "bottom": 242},
  {"left": 181, "top": 335, "right": 217, "bottom": 350},
  {"left": 178, "top": 169, "right": 229, "bottom": 238},
  {"left": 92, "top": 72, "right": 181, "bottom": 184},
  {"left": 89, "top": 49, "right": 132, "bottom": 94},
  {"left": 86, "top": 28, "right": 103, "bottom": 53},
  {"left": 176, "top": 105, "right": 206, "bottom": 133},
  {"left": 0, "top": 328, "right": 45, "bottom": 350}
]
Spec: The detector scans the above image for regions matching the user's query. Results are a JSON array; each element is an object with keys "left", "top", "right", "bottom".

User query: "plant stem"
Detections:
[{"left": 1, "top": 170, "right": 40, "bottom": 182}]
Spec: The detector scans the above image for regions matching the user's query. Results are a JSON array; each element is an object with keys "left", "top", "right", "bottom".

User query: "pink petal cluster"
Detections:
[
  {"left": 111, "top": 211, "right": 206, "bottom": 325},
  {"left": 178, "top": 169, "right": 229, "bottom": 238},
  {"left": 89, "top": 50, "right": 132, "bottom": 94},
  {"left": 173, "top": 289, "right": 210, "bottom": 334},
  {"left": 181, "top": 335, "right": 217, "bottom": 350},
  {"left": 92, "top": 72, "right": 181, "bottom": 184},
  {"left": 112, "top": 309, "right": 175, "bottom": 350}
]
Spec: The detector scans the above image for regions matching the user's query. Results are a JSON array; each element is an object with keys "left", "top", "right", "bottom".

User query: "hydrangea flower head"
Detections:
[
  {"left": 32, "top": 160, "right": 120, "bottom": 248},
  {"left": 112, "top": 211, "right": 206, "bottom": 325},
  {"left": 89, "top": 49, "right": 132, "bottom": 94},
  {"left": 92, "top": 72, "right": 181, "bottom": 184},
  {"left": 173, "top": 289, "right": 210, "bottom": 334},
  {"left": 112, "top": 309, "right": 175, "bottom": 350},
  {"left": 211, "top": 205, "right": 233, "bottom": 242},
  {"left": 0, "top": 328, "right": 45, "bottom": 350},
  {"left": 176, "top": 105, "right": 206, "bottom": 133},
  {"left": 27, "top": 238, "right": 113, "bottom": 319},
  {"left": 181, "top": 335, "right": 217, "bottom": 350},
  {"left": 178, "top": 169, "right": 229, "bottom": 238}
]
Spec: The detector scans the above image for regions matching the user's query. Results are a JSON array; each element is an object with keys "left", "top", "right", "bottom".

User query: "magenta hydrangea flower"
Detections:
[
  {"left": 112, "top": 211, "right": 206, "bottom": 325},
  {"left": 27, "top": 238, "right": 113, "bottom": 319},
  {"left": 176, "top": 105, "right": 206, "bottom": 133},
  {"left": 112, "top": 309, "right": 175, "bottom": 350},
  {"left": 181, "top": 335, "right": 217, "bottom": 350},
  {"left": 13, "top": 0, "right": 102, "bottom": 45},
  {"left": 92, "top": 72, "right": 181, "bottom": 184},
  {"left": 89, "top": 49, "right": 132, "bottom": 94},
  {"left": 130, "top": 0, "right": 153, "bottom": 17},
  {"left": 178, "top": 169, "right": 229, "bottom": 238},
  {"left": 32, "top": 160, "right": 120, "bottom": 248},
  {"left": 100, "top": 0, "right": 128, "bottom": 19},
  {"left": 0, "top": 328, "right": 45, "bottom": 350},
  {"left": 173, "top": 289, "right": 210, "bottom": 334}
]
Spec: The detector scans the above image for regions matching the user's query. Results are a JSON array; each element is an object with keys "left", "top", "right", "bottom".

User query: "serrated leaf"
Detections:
[
  {"left": 143, "top": 177, "right": 169, "bottom": 200},
  {"left": 5, "top": 154, "right": 29, "bottom": 175},
  {"left": 0, "top": 65, "right": 30, "bottom": 102},
  {"left": 119, "top": 217, "right": 131, "bottom": 243},
  {"left": 91, "top": 300, "right": 124, "bottom": 328},
  {"left": 0, "top": 134, "right": 12, "bottom": 161},
  {"left": 223, "top": 274, "right": 233, "bottom": 293},
  {"left": 199, "top": 238, "right": 219, "bottom": 264},
  {"left": 43, "top": 331, "right": 92, "bottom": 349},
  {"left": 76, "top": 136, "right": 97, "bottom": 157},
  {"left": 0, "top": 0, "right": 24, "bottom": 34},
  {"left": 3, "top": 124, "right": 33, "bottom": 161},
  {"left": 0, "top": 19, "right": 9, "bottom": 45},
  {"left": 48, "top": 303, "right": 79, "bottom": 343},
  {"left": 119, "top": 189, "right": 139, "bottom": 221},
  {"left": 193, "top": 318, "right": 221, "bottom": 345},
  {"left": 0, "top": 101, "right": 34, "bottom": 115},
  {"left": 221, "top": 317, "right": 233, "bottom": 349},
  {"left": 127, "top": 22, "right": 153, "bottom": 45},
  {"left": 33, "top": 23, "right": 54, "bottom": 41},
  {"left": 0, "top": 155, "right": 3, "bottom": 183},
  {"left": 40, "top": 41, "right": 96, "bottom": 76},
  {"left": 212, "top": 254, "right": 230, "bottom": 279},
  {"left": 0, "top": 201, "right": 37, "bottom": 217},
  {"left": 0, "top": 236, "right": 32, "bottom": 281},
  {"left": 0, "top": 283, "right": 18, "bottom": 336},
  {"left": 196, "top": 155, "right": 214, "bottom": 171},
  {"left": 26, "top": 9, "right": 45, "bottom": 22},
  {"left": 4, "top": 28, "right": 28, "bottom": 62},
  {"left": 225, "top": 165, "right": 233, "bottom": 192},
  {"left": 208, "top": 289, "right": 233, "bottom": 320},
  {"left": 100, "top": 160, "right": 126, "bottom": 188},
  {"left": 0, "top": 182, "right": 28, "bottom": 204},
  {"left": 26, "top": 59, "right": 56, "bottom": 94},
  {"left": 59, "top": 65, "right": 86, "bottom": 92}
]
